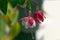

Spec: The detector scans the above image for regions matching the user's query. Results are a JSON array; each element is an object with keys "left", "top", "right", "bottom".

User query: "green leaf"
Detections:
[
  {"left": 0, "top": 0, "right": 7, "bottom": 14},
  {"left": 18, "top": 0, "right": 25, "bottom": 5},
  {"left": 9, "top": 21, "right": 20, "bottom": 38},
  {"left": 26, "top": 0, "right": 32, "bottom": 10},
  {"left": 11, "top": 9, "right": 19, "bottom": 26},
  {"left": 7, "top": 2, "right": 19, "bottom": 26},
  {"left": 8, "top": 0, "right": 18, "bottom": 8},
  {"left": 6, "top": 3, "right": 20, "bottom": 38},
  {"left": 0, "top": 10, "right": 6, "bottom": 39}
]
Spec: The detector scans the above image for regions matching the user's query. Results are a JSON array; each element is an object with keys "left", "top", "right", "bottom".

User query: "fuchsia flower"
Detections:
[
  {"left": 21, "top": 16, "right": 34, "bottom": 27},
  {"left": 19, "top": 11, "right": 36, "bottom": 28},
  {"left": 33, "top": 10, "right": 46, "bottom": 23}
]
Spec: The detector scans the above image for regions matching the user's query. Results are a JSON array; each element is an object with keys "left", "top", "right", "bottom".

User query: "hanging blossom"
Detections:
[
  {"left": 33, "top": 10, "right": 46, "bottom": 23},
  {"left": 19, "top": 11, "right": 36, "bottom": 29}
]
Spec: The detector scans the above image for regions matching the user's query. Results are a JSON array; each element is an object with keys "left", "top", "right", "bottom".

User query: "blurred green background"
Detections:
[{"left": 0, "top": 0, "right": 44, "bottom": 40}]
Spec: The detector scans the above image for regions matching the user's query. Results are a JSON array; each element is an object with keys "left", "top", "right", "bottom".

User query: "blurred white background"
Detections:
[
  {"left": 43, "top": 0, "right": 60, "bottom": 40},
  {"left": 36, "top": 0, "right": 60, "bottom": 40}
]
